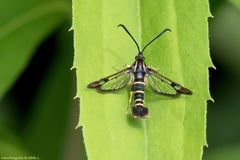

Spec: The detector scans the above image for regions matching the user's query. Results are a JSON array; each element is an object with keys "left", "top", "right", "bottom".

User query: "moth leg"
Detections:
[
  {"left": 148, "top": 65, "right": 160, "bottom": 71},
  {"left": 113, "top": 64, "right": 131, "bottom": 71},
  {"left": 127, "top": 91, "right": 133, "bottom": 113}
]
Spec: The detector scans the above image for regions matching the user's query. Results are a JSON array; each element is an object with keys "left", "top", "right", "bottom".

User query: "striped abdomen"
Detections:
[
  {"left": 131, "top": 66, "right": 149, "bottom": 118},
  {"left": 133, "top": 81, "right": 145, "bottom": 107}
]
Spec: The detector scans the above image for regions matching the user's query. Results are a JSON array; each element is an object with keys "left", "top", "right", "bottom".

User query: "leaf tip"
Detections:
[
  {"left": 75, "top": 124, "right": 81, "bottom": 130},
  {"left": 69, "top": 26, "right": 74, "bottom": 32},
  {"left": 208, "top": 97, "right": 214, "bottom": 103},
  {"left": 71, "top": 66, "right": 76, "bottom": 70}
]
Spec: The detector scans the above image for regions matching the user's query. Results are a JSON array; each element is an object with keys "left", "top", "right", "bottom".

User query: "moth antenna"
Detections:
[
  {"left": 118, "top": 24, "right": 141, "bottom": 53},
  {"left": 141, "top": 28, "right": 171, "bottom": 53}
]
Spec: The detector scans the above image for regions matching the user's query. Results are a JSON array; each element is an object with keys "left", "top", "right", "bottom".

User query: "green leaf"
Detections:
[
  {"left": 0, "top": 0, "right": 70, "bottom": 98},
  {"left": 73, "top": 0, "right": 213, "bottom": 160}
]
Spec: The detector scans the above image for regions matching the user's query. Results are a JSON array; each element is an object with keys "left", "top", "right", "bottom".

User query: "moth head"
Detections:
[{"left": 135, "top": 53, "right": 145, "bottom": 60}]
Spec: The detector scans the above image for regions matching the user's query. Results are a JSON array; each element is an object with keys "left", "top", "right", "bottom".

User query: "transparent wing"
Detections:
[
  {"left": 100, "top": 72, "right": 132, "bottom": 90},
  {"left": 146, "top": 67, "right": 192, "bottom": 96},
  {"left": 87, "top": 67, "right": 133, "bottom": 91}
]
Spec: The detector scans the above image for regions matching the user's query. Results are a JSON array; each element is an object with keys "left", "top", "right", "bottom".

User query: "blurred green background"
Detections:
[
  {"left": 203, "top": 0, "right": 240, "bottom": 160},
  {"left": 0, "top": 0, "right": 239, "bottom": 160}
]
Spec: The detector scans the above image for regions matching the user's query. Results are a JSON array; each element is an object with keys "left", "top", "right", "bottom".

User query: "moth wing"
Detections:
[
  {"left": 146, "top": 67, "right": 192, "bottom": 96},
  {"left": 88, "top": 67, "right": 133, "bottom": 91}
]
